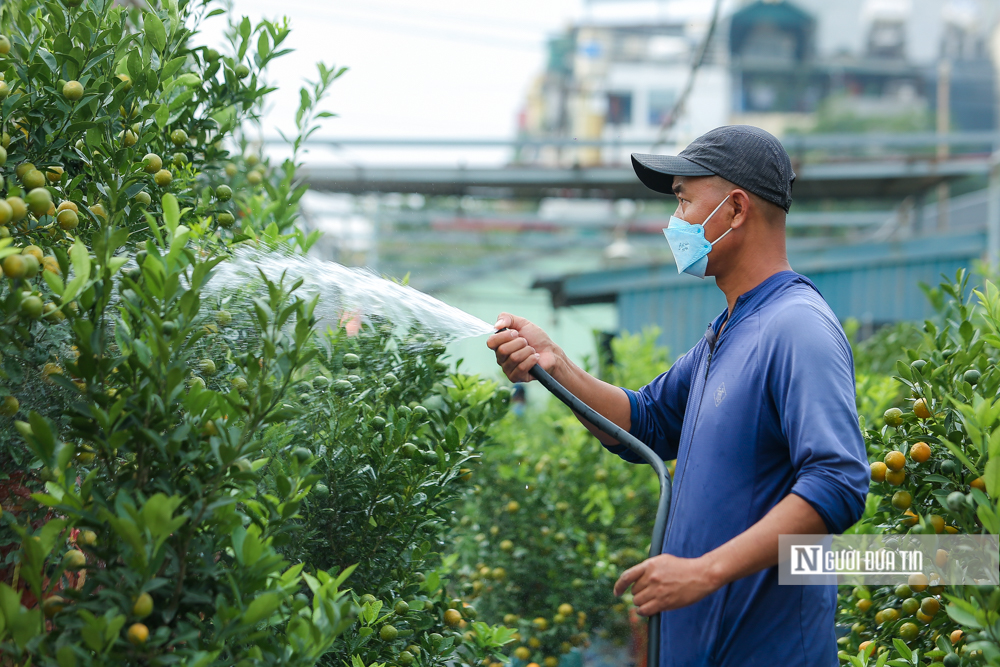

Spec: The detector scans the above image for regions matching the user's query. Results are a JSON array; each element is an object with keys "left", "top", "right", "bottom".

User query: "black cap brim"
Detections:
[{"left": 631, "top": 153, "right": 716, "bottom": 195}]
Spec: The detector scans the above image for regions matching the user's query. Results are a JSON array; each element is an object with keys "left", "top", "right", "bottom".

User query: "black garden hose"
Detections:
[{"left": 526, "top": 364, "right": 671, "bottom": 667}]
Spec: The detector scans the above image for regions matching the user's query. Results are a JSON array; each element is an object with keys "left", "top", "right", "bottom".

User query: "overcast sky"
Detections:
[{"left": 200, "top": 0, "right": 720, "bottom": 163}]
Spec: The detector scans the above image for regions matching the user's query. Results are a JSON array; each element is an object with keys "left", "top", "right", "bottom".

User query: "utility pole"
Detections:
[
  {"left": 936, "top": 59, "right": 951, "bottom": 231},
  {"left": 369, "top": 195, "right": 381, "bottom": 272},
  {"left": 988, "top": 151, "right": 1000, "bottom": 273},
  {"left": 989, "top": 22, "right": 1000, "bottom": 271},
  {"left": 897, "top": 196, "right": 915, "bottom": 240}
]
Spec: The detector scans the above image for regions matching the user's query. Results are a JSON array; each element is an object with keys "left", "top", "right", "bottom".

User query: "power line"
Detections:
[{"left": 650, "top": 0, "right": 724, "bottom": 150}]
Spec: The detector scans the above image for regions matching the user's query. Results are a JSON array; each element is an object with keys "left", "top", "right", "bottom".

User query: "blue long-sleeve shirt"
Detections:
[{"left": 604, "top": 270, "right": 869, "bottom": 667}]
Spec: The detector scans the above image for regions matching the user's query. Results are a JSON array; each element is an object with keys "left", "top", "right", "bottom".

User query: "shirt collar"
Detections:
[{"left": 710, "top": 270, "right": 817, "bottom": 335}]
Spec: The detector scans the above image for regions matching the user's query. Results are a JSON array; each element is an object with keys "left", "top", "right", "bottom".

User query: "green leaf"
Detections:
[
  {"left": 143, "top": 212, "right": 165, "bottom": 248},
  {"left": 362, "top": 600, "right": 382, "bottom": 625},
  {"left": 333, "top": 563, "right": 357, "bottom": 588},
  {"left": 104, "top": 513, "right": 146, "bottom": 567},
  {"left": 30, "top": 493, "right": 63, "bottom": 507},
  {"left": 140, "top": 493, "right": 186, "bottom": 539},
  {"left": 70, "top": 237, "right": 91, "bottom": 280},
  {"left": 104, "top": 614, "right": 126, "bottom": 646},
  {"left": 988, "top": 426, "right": 1000, "bottom": 460},
  {"left": 938, "top": 437, "right": 980, "bottom": 478},
  {"left": 79, "top": 611, "right": 106, "bottom": 652},
  {"left": 892, "top": 638, "right": 912, "bottom": 661},
  {"left": 38, "top": 48, "right": 58, "bottom": 73},
  {"left": 174, "top": 73, "right": 201, "bottom": 87},
  {"left": 945, "top": 602, "right": 983, "bottom": 629},
  {"left": 161, "top": 55, "right": 186, "bottom": 79},
  {"left": 984, "top": 457, "right": 1000, "bottom": 498},
  {"left": 126, "top": 49, "right": 142, "bottom": 83},
  {"left": 167, "top": 226, "right": 189, "bottom": 264},
  {"left": 960, "top": 320, "right": 974, "bottom": 343},
  {"left": 861, "top": 641, "right": 876, "bottom": 661},
  {"left": 43, "top": 268, "right": 64, "bottom": 296},
  {"left": 27, "top": 412, "right": 56, "bottom": 462},
  {"left": 258, "top": 30, "right": 270, "bottom": 59},
  {"left": 965, "top": 641, "right": 1000, "bottom": 661},
  {"left": 186, "top": 651, "right": 221, "bottom": 667},
  {"left": 144, "top": 13, "right": 166, "bottom": 52},
  {"left": 210, "top": 105, "right": 237, "bottom": 134},
  {"left": 244, "top": 591, "right": 282, "bottom": 625},
  {"left": 445, "top": 423, "right": 459, "bottom": 451},
  {"left": 8, "top": 607, "right": 40, "bottom": 649},
  {"left": 154, "top": 102, "right": 169, "bottom": 128},
  {"left": 919, "top": 475, "right": 952, "bottom": 487},
  {"left": 169, "top": 88, "right": 196, "bottom": 112},
  {"left": 975, "top": 502, "right": 999, "bottom": 534},
  {"left": 56, "top": 645, "right": 76, "bottom": 667},
  {"left": 36, "top": 519, "right": 67, "bottom": 556},
  {"left": 162, "top": 193, "right": 180, "bottom": 232},
  {"left": 108, "top": 256, "right": 128, "bottom": 275}
]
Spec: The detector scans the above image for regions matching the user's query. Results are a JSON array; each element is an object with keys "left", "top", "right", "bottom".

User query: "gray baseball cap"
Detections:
[{"left": 631, "top": 125, "right": 796, "bottom": 212}]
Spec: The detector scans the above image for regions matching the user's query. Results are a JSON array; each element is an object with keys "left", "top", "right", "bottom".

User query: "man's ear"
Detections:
[{"left": 729, "top": 189, "right": 752, "bottom": 229}]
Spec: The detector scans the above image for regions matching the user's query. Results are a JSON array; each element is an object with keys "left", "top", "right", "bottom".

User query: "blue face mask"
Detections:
[{"left": 662, "top": 195, "right": 732, "bottom": 279}]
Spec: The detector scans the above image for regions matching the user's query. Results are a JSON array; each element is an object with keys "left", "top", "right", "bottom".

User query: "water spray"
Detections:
[
  {"left": 206, "top": 250, "right": 670, "bottom": 663},
  {"left": 206, "top": 248, "right": 496, "bottom": 342}
]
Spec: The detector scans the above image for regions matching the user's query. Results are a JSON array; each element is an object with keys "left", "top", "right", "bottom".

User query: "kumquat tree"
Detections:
[
  {"left": 0, "top": 1, "right": 516, "bottom": 666},
  {"left": 835, "top": 271, "right": 1000, "bottom": 667}
]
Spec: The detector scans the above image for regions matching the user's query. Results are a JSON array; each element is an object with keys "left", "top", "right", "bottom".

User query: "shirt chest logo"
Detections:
[{"left": 714, "top": 382, "right": 727, "bottom": 406}]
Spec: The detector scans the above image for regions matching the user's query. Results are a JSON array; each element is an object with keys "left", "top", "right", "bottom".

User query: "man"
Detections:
[{"left": 487, "top": 125, "right": 869, "bottom": 666}]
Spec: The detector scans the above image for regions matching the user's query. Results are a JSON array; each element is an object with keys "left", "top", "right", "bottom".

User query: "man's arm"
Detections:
[
  {"left": 615, "top": 302, "right": 868, "bottom": 614},
  {"left": 487, "top": 313, "right": 631, "bottom": 445},
  {"left": 613, "top": 494, "right": 826, "bottom": 615}
]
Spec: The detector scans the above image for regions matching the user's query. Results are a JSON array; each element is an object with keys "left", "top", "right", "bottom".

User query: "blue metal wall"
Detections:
[
  {"left": 619, "top": 282, "right": 725, "bottom": 356},
  {"left": 587, "top": 233, "right": 987, "bottom": 356}
]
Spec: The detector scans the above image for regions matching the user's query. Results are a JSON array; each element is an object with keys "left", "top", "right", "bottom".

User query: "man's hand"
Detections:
[
  {"left": 486, "top": 313, "right": 563, "bottom": 383},
  {"left": 613, "top": 554, "right": 721, "bottom": 616},
  {"left": 613, "top": 495, "right": 827, "bottom": 616}
]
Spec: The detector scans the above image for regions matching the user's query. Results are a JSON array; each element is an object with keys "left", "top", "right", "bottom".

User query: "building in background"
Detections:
[
  {"left": 292, "top": 0, "right": 1000, "bottom": 369},
  {"left": 517, "top": 0, "right": 999, "bottom": 163},
  {"left": 518, "top": 16, "right": 730, "bottom": 166},
  {"left": 513, "top": 0, "right": 1000, "bottom": 354},
  {"left": 732, "top": 0, "right": 998, "bottom": 136}
]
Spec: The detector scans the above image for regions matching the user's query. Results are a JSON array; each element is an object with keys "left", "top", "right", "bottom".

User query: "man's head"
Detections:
[{"left": 632, "top": 125, "right": 795, "bottom": 279}]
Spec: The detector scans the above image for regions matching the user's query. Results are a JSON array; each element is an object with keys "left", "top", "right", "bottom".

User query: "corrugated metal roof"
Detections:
[{"left": 535, "top": 232, "right": 986, "bottom": 354}]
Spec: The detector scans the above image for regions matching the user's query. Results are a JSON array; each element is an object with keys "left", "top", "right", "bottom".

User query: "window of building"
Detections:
[
  {"left": 606, "top": 92, "right": 632, "bottom": 125},
  {"left": 867, "top": 20, "right": 905, "bottom": 59},
  {"left": 648, "top": 89, "right": 678, "bottom": 126},
  {"left": 748, "top": 82, "right": 778, "bottom": 111},
  {"left": 741, "top": 23, "right": 797, "bottom": 64}
]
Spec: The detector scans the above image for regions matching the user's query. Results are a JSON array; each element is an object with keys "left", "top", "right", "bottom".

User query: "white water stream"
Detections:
[{"left": 207, "top": 248, "right": 496, "bottom": 342}]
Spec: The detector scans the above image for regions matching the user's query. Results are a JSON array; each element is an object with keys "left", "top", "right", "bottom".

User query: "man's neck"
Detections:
[{"left": 715, "top": 254, "right": 793, "bottom": 316}]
